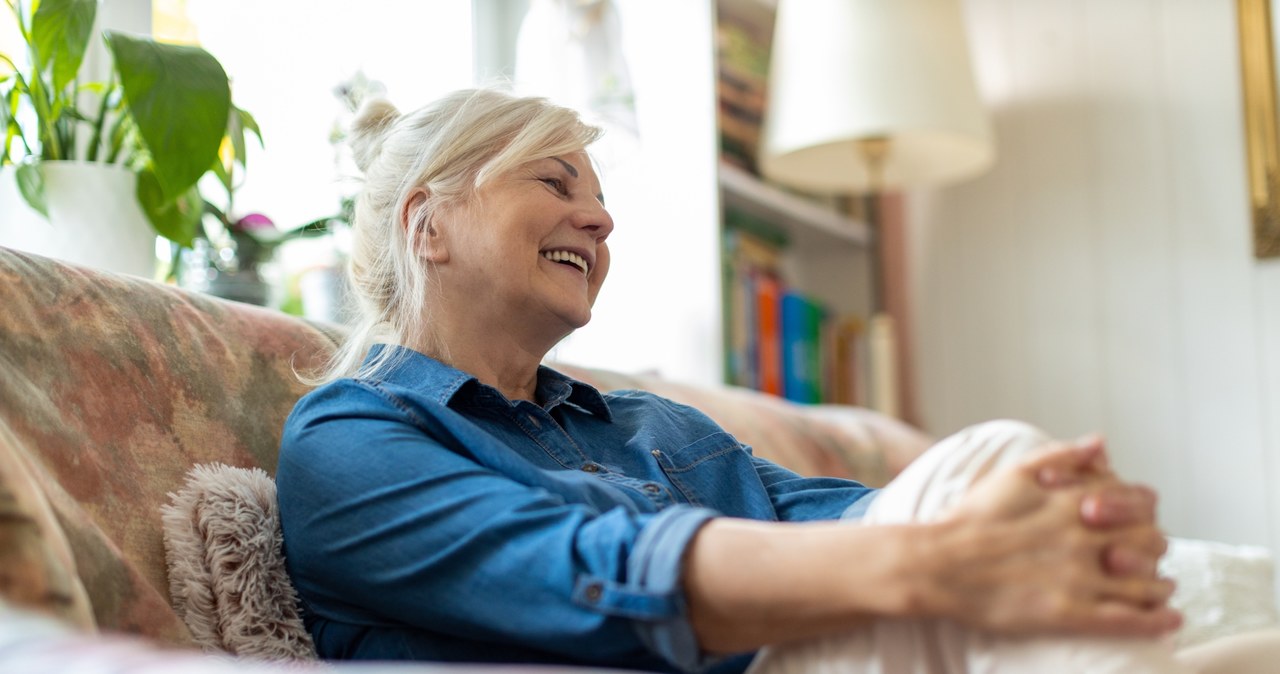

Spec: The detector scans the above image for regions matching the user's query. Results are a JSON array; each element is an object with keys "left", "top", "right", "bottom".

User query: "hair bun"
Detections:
[{"left": 348, "top": 98, "right": 401, "bottom": 172}]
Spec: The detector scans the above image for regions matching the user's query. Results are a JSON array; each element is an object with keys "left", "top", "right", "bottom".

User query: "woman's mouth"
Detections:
[{"left": 541, "top": 250, "right": 589, "bottom": 276}]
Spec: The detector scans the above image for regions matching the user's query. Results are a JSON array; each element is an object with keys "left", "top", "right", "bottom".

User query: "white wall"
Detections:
[{"left": 909, "top": 0, "right": 1280, "bottom": 553}]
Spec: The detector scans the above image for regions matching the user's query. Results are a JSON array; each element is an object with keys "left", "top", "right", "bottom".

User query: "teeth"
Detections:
[{"left": 542, "top": 250, "right": 589, "bottom": 275}]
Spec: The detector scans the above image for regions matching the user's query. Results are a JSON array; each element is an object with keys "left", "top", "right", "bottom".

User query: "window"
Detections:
[{"left": 156, "top": 0, "right": 474, "bottom": 229}]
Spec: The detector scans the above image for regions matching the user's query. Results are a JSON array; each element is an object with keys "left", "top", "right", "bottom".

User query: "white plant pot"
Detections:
[{"left": 0, "top": 161, "right": 157, "bottom": 278}]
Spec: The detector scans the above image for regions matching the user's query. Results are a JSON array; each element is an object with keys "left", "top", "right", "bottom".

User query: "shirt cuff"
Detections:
[{"left": 625, "top": 505, "right": 721, "bottom": 672}]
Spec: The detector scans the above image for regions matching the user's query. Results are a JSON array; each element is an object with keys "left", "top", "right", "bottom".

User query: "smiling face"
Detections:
[{"left": 428, "top": 150, "right": 613, "bottom": 347}]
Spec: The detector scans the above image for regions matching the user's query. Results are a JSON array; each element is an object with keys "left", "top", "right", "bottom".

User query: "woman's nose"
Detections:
[{"left": 573, "top": 199, "right": 614, "bottom": 240}]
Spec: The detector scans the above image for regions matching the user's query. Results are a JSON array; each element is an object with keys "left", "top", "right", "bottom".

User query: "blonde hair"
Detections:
[{"left": 302, "top": 88, "right": 604, "bottom": 386}]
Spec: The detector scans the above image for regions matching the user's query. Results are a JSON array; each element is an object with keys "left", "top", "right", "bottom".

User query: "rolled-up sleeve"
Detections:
[
  {"left": 624, "top": 506, "right": 719, "bottom": 670},
  {"left": 277, "top": 384, "right": 721, "bottom": 671}
]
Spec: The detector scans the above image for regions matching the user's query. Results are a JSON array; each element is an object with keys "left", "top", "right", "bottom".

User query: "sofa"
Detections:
[
  {"left": 0, "top": 245, "right": 944, "bottom": 669},
  {"left": 4, "top": 243, "right": 1279, "bottom": 672}
]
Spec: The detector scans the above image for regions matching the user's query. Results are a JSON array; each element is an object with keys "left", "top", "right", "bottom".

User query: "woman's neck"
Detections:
[{"left": 416, "top": 327, "right": 554, "bottom": 403}]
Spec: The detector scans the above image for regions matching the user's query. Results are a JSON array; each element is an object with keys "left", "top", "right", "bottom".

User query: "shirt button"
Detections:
[
  {"left": 584, "top": 582, "right": 604, "bottom": 603},
  {"left": 527, "top": 414, "right": 541, "bottom": 428},
  {"left": 643, "top": 484, "right": 661, "bottom": 494},
  {"left": 581, "top": 463, "right": 600, "bottom": 473},
  {"left": 650, "top": 450, "right": 662, "bottom": 458}
]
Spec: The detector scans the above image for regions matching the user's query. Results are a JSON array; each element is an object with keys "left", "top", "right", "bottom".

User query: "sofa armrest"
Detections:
[
  {"left": 1161, "top": 537, "right": 1280, "bottom": 648},
  {"left": 0, "top": 421, "right": 94, "bottom": 631}
]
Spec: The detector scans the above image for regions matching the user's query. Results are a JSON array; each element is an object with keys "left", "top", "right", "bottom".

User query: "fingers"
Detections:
[
  {"left": 1021, "top": 574, "right": 1179, "bottom": 638},
  {"left": 1103, "top": 542, "right": 1163, "bottom": 577},
  {"left": 1074, "top": 601, "right": 1184, "bottom": 638},
  {"left": 1027, "top": 436, "right": 1110, "bottom": 487},
  {"left": 1081, "top": 483, "right": 1158, "bottom": 527},
  {"left": 1097, "top": 572, "right": 1177, "bottom": 607},
  {"left": 1075, "top": 433, "right": 1112, "bottom": 474}
]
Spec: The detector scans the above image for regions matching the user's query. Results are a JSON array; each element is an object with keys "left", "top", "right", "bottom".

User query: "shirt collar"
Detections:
[
  {"left": 363, "top": 344, "right": 612, "bottom": 421},
  {"left": 533, "top": 364, "right": 613, "bottom": 419}
]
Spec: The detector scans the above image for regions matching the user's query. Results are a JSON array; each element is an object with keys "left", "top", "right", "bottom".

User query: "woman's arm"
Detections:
[{"left": 683, "top": 441, "right": 1180, "bottom": 654}]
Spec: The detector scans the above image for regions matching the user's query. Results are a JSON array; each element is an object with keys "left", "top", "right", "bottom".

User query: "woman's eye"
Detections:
[{"left": 540, "top": 177, "right": 568, "bottom": 195}]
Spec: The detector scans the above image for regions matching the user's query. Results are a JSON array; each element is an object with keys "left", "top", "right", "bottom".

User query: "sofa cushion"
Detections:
[{"left": 162, "top": 463, "right": 316, "bottom": 660}]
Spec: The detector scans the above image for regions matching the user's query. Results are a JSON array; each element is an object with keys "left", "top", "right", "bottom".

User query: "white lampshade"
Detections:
[{"left": 760, "top": 0, "right": 995, "bottom": 194}]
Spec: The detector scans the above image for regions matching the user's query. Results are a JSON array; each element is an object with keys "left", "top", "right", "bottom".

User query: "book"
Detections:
[
  {"left": 827, "top": 315, "right": 866, "bottom": 406},
  {"left": 805, "top": 296, "right": 826, "bottom": 403},
  {"left": 715, "top": 15, "right": 771, "bottom": 173},
  {"left": 781, "top": 290, "right": 825, "bottom": 403},
  {"left": 754, "top": 272, "right": 783, "bottom": 396},
  {"left": 868, "top": 314, "right": 900, "bottom": 417}
]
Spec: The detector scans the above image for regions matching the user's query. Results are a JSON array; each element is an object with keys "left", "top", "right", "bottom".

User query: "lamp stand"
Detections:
[{"left": 855, "top": 137, "right": 900, "bottom": 418}]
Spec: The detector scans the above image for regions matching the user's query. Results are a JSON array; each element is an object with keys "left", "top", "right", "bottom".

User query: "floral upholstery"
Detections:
[
  {"left": 0, "top": 247, "right": 339, "bottom": 644},
  {"left": 0, "top": 245, "right": 930, "bottom": 644}
]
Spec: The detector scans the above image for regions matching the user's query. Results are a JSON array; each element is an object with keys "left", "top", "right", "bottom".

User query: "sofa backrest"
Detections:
[{"left": 0, "top": 247, "right": 338, "bottom": 643}]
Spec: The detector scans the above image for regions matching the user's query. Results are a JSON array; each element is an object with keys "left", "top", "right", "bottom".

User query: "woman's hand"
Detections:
[
  {"left": 917, "top": 441, "right": 1181, "bottom": 638},
  {"left": 1044, "top": 436, "right": 1165, "bottom": 578}
]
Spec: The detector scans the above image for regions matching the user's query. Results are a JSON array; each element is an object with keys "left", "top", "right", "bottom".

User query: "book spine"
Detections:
[
  {"left": 868, "top": 314, "right": 900, "bottom": 418},
  {"left": 755, "top": 273, "right": 783, "bottom": 396},
  {"left": 805, "top": 298, "right": 826, "bottom": 403},
  {"left": 781, "top": 290, "right": 827, "bottom": 404},
  {"left": 743, "top": 269, "right": 759, "bottom": 390},
  {"left": 781, "top": 290, "right": 807, "bottom": 402},
  {"left": 829, "top": 316, "right": 865, "bottom": 406}
]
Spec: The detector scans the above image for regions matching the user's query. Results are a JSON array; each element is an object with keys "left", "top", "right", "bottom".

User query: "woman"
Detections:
[{"left": 276, "top": 88, "right": 1199, "bottom": 673}]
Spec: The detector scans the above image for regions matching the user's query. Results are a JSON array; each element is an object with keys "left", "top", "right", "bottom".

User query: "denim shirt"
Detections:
[{"left": 276, "top": 345, "right": 876, "bottom": 673}]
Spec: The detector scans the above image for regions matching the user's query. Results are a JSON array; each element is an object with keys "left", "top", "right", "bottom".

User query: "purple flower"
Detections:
[{"left": 235, "top": 213, "right": 275, "bottom": 231}]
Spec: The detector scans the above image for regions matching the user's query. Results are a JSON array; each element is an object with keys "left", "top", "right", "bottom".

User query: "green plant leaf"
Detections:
[
  {"left": 3, "top": 86, "right": 19, "bottom": 160},
  {"left": 211, "top": 151, "right": 232, "bottom": 195},
  {"left": 293, "top": 215, "right": 340, "bottom": 238},
  {"left": 136, "top": 168, "right": 201, "bottom": 246},
  {"left": 106, "top": 31, "right": 230, "bottom": 202},
  {"left": 30, "top": 0, "right": 97, "bottom": 94},
  {"left": 15, "top": 161, "right": 47, "bottom": 216},
  {"left": 238, "top": 108, "right": 262, "bottom": 145},
  {"left": 232, "top": 106, "right": 262, "bottom": 169},
  {"left": 201, "top": 196, "right": 227, "bottom": 226}
]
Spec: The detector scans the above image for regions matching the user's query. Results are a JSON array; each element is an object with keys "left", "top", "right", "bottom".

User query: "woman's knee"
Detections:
[
  {"left": 954, "top": 419, "right": 1052, "bottom": 450},
  {"left": 866, "top": 419, "right": 1056, "bottom": 523}
]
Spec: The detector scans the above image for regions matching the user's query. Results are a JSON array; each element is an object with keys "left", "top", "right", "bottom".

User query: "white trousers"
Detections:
[{"left": 747, "top": 420, "right": 1192, "bottom": 674}]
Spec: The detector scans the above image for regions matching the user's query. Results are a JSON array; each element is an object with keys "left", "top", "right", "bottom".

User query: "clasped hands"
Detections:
[{"left": 934, "top": 435, "right": 1182, "bottom": 638}]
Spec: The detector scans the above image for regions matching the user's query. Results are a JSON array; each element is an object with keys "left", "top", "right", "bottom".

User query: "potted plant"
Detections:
[
  {"left": 176, "top": 117, "right": 339, "bottom": 307},
  {"left": 0, "top": 0, "right": 236, "bottom": 275}
]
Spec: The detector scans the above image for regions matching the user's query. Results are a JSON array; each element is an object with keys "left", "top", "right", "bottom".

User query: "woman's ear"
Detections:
[{"left": 402, "top": 188, "right": 449, "bottom": 263}]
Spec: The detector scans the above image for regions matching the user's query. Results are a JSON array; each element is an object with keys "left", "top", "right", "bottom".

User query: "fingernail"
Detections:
[
  {"left": 1039, "top": 467, "right": 1078, "bottom": 487},
  {"left": 1080, "top": 495, "right": 1102, "bottom": 521},
  {"left": 1076, "top": 433, "right": 1103, "bottom": 447},
  {"left": 1110, "top": 547, "right": 1140, "bottom": 572}
]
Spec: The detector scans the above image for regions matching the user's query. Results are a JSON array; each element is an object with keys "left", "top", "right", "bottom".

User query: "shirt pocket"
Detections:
[{"left": 652, "top": 431, "right": 777, "bottom": 521}]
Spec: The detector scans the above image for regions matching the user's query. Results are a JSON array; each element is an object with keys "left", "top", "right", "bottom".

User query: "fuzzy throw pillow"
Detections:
[{"left": 160, "top": 463, "right": 316, "bottom": 661}]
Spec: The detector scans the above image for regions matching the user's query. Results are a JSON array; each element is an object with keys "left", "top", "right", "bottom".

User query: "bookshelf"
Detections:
[
  {"left": 714, "top": 0, "right": 876, "bottom": 405},
  {"left": 719, "top": 163, "right": 870, "bottom": 246}
]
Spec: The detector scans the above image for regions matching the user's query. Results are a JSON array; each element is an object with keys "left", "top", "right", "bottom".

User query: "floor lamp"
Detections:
[{"left": 759, "top": 0, "right": 995, "bottom": 418}]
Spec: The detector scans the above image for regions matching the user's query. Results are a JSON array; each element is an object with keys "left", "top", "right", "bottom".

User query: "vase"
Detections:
[
  {"left": 178, "top": 237, "right": 274, "bottom": 307},
  {"left": 0, "top": 162, "right": 157, "bottom": 278},
  {"left": 298, "top": 264, "right": 354, "bottom": 323}
]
